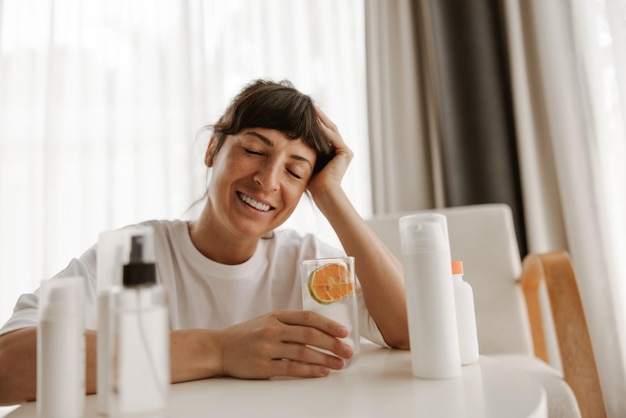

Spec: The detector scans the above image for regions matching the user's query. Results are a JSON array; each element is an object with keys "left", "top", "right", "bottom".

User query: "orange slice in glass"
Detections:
[{"left": 307, "top": 263, "right": 355, "bottom": 304}]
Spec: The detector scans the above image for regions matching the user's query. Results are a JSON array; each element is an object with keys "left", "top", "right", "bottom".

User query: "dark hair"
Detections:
[{"left": 206, "top": 79, "right": 335, "bottom": 175}]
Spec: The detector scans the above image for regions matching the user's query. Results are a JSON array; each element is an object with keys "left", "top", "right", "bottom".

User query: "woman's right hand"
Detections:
[
  {"left": 307, "top": 106, "right": 353, "bottom": 199},
  {"left": 215, "top": 310, "right": 354, "bottom": 379}
]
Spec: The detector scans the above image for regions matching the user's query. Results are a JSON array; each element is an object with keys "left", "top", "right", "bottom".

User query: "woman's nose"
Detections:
[{"left": 253, "top": 162, "right": 280, "bottom": 191}]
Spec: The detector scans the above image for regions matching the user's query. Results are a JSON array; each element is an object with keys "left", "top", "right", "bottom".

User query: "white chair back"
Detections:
[{"left": 366, "top": 203, "right": 533, "bottom": 355}]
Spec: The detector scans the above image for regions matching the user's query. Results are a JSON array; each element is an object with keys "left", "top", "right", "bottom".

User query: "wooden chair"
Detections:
[{"left": 365, "top": 203, "right": 605, "bottom": 418}]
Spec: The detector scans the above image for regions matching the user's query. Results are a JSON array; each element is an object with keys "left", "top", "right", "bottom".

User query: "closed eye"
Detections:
[
  {"left": 244, "top": 148, "right": 263, "bottom": 156},
  {"left": 287, "top": 169, "right": 302, "bottom": 179}
]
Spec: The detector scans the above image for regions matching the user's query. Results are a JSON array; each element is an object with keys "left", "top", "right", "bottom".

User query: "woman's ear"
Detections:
[{"left": 205, "top": 136, "right": 218, "bottom": 167}]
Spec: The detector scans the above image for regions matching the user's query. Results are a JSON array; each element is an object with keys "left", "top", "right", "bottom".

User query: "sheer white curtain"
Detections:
[
  {"left": 0, "top": 0, "right": 370, "bottom": 325},
  {"left": 504, "top": 0, "right": 626, "bottom": 415},
  {"left": 364, "top": 0, "right": 440, "bottom": 214}
]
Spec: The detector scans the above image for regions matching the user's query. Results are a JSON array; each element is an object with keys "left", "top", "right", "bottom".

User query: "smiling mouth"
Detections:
[{"left": 237, "top": 192, "right": 273, "bottom": 212}]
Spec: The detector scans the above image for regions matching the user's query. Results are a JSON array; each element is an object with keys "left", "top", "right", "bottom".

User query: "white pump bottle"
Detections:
[{"left": 399, "top": 213, "right": 461, "bottom": 379}]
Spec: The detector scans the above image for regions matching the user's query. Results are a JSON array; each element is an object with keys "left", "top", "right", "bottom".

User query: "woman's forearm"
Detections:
[
  {"left": 170, "top": 329, "right": 223, "bottom": 382},
  {"left": 313, "top": 188, "right": 409, "bottom": 349},
  {"left": 0, "top": 327, "right": 98, "bottom": 405},
  {"left": 0, "top": 327, "right": 224, "bottom": 406}
]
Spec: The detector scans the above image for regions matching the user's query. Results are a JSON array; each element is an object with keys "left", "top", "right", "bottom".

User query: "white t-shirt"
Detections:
[{"left": 0, "top": 219, "right": 387, "bottom": 346}]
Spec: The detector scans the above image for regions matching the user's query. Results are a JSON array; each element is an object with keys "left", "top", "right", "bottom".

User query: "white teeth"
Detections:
[{"left": 238, "top": 192, "right": 271, "bottom": 212}]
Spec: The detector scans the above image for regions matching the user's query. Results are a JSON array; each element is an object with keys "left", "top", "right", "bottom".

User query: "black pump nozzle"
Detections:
[
  {"left": 129, "top": 235, "right": 145, "bottom": 263},
  {"left": 123, "top": 234, "right": 156, "bottom": 287}
]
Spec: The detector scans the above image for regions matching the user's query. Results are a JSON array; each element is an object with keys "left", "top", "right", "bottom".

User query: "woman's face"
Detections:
[{"left": 205, "top": 128, "right": 317, "bottom": 239}]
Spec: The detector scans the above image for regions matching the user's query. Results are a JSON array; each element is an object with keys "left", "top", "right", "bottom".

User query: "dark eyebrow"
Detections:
[
  {"left": 244, "top": 131, "right": 273, "bottom": 146},
  {"left": 243, "top": 131, "right": 313, "bottom": 169}
]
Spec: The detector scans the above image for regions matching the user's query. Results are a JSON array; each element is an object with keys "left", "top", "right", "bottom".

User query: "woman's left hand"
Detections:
[{"left": 307, "top": 106, "right": 353, "bottom": 197}]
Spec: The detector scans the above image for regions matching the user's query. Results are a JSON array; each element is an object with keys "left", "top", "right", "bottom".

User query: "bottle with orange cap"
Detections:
[{"left": 452, "top": 260, "right": 479, "bottom": 365}]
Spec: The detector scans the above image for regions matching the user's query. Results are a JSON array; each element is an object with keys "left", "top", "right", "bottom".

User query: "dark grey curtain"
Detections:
[{"left": 418, "top": 0, "right": 527, "bottom": 255}]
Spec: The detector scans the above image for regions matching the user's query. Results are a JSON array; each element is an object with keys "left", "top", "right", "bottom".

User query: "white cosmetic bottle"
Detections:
[
  {"left": 452, "top": 260, "right": 480, "bottom": 365},
  {"left": 399, "top": 213, "right": 461, "bottom": 379},
  {"left": 37, "top": 276, "right": 85, "bottom": 418},
  {"left": 97, "top": 226, "right": 149, "bottom": 415},
  {"left": 110, "top": 232, "right": 170, "bottom": 417}
]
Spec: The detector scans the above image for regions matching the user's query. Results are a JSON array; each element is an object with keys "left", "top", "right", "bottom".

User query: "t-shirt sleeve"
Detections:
[
  {"left": 355, "top": 287, "right": 389, "bottom": 348},
  {"left": 0, "top": 245, "right": 99, "bottom": 336}
]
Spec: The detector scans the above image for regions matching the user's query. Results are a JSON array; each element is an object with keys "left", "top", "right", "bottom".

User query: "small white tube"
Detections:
[
  {"left": 452, "top": 260, "right": 480, "bottom": 365},
  {"left": 37, "top": 276, "right": 85, "bottom": 418}
]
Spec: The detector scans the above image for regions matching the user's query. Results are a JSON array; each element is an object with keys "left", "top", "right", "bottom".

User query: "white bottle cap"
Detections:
[
  {"left": 399, "top": 213, "right": 450, "bottom": 254},
  {"left": 39, "top": 276, "right": 84, "bottom": 320}
]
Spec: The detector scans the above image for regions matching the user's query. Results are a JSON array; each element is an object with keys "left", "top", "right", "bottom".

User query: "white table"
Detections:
[{"left": 6, "top": 342, "right": 546, "bottom": 418}]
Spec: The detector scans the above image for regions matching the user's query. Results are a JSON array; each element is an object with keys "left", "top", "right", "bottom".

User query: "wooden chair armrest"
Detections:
[{"left": 520, "top": 250, "right": 606, "bottom": 418}]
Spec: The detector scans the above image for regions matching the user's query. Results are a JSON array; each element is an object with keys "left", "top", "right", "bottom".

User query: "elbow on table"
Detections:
[
  {"left": 381, "top": 329, "right": 410, "bottom": 350},
  {"left": 386, "top": 338, "right": 410, "bottom": 351},
  {"left": 0, "top": 364, "right": 10, "bottom": 406},
  {"left": 0, "top": 328, "right": 38, "bottom": 406},
  {"left": 0, "top": 382, "right": 26, "bottom": 407},
  {"left": 379, "top": 315, "right": 410, "bottom": 350},
  {"left": 0, "top": 356, "right": 32, "bottom": 406}
]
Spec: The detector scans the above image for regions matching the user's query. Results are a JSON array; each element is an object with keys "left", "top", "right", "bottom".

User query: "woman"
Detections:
[{"left": 0, "top": 79, "right": 408, "bottom": 405}]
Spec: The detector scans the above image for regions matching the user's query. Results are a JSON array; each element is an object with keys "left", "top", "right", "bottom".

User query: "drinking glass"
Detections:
[{"left": 300, "top": 256, "right": 360, "bottom": 367}]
